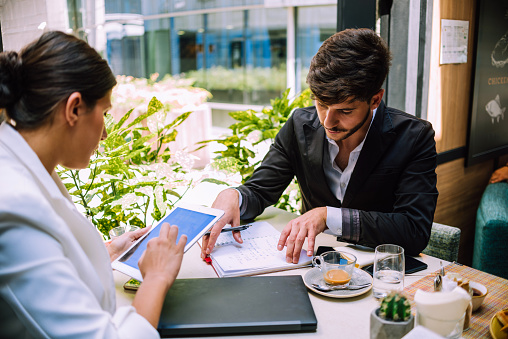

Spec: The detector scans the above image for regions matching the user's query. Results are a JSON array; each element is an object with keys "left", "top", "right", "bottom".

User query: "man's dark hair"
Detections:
[
  {"left": 0, "top": 31, "right": 116, "bottom": 130},
  {"left": 306, "top": 28, "right": 392, "bottom": 105}
]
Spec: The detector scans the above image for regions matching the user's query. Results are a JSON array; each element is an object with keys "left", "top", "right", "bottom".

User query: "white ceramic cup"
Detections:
[
  {"left": 470, "top": 281, "right": 488, "bottom": 312},
  {"left": 372, "top": 244, "right": 405, "bottom": 299}
]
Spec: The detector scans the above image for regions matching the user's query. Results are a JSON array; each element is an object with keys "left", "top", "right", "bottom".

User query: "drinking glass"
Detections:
[
  {"left": 373, "top": 244, "right": 405, "bottom": 299},
  {"left": 109, "top": 225, "right": 140, "bottom": 240}
]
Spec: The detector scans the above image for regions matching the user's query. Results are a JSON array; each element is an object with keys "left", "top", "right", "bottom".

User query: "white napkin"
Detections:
[
  {"left": 415, "top": 287, "right": 471, "bottom": 320},
  {"left": 441, "top": 276, "right": 458, "bottom": 292},
  {"left": 402, "top": 325, "right": 446, "bottom": 339},
  {"left": 414, "top": 287, "right": 471, "bottom": 337}
]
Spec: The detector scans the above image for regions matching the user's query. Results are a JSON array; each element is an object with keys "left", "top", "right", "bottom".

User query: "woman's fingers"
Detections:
[{"left": 158, "top": 222, "right": 171, "bottom": 239}]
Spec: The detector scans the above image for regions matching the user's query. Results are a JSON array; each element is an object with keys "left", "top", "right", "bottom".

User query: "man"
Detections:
[{"left": 202, "top": 28, "right": 438, "bottom": 263}]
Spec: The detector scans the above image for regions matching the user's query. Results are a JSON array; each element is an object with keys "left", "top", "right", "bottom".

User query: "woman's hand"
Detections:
[
  {"left": 489, "top": 164, "right": 508, "bottom": 184},
  {"left": 106, "top": 227, "right": 150, "bottom": 262},
  {"left": 133, "top": 223, "right": 186, "bottom": 328},
  {"left": 138, "top": 223, "right": 186, "bottom": 287}
]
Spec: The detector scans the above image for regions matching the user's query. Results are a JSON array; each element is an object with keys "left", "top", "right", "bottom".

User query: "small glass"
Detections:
[
  {"left": 312, "top": 251, "right": 357, "bottom": 287},
  {"left": 373, "top": 244, "right": 405, "bottom": 299},
  {"left": 109, "top": 225, "right": 140, "bottom": 240}
]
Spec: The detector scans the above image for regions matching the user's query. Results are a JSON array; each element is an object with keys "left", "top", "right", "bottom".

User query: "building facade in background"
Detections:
[
  {"left": 0, "top": 0, "right": 336, "bottom": 110},
  {"left": 1, "top": 1, "right": 431, "bottom": 120},
  {"left": 76, "top": 0, "right": 337, "bottom": 108}
]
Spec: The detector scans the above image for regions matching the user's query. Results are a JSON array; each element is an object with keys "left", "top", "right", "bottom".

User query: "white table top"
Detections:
[{"left": 114, "top": 203, "right": 448, "bottom": 339}]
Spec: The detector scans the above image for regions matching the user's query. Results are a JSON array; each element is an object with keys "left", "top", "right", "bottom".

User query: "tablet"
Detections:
[{"left": 112, "top": 202, "right": 224, "bottom": 281}]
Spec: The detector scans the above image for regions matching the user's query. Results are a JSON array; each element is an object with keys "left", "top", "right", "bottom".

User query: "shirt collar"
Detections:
[{"left": 0, "top": 122, "right": 67, "bottom": 201}]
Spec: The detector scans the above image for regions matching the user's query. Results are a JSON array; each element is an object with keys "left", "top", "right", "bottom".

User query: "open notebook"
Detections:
[{"left": 208, "top": 221, "right": 312, "bottom": 277}]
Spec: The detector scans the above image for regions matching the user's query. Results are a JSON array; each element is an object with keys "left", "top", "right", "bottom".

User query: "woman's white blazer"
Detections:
[{"left": 0, "top": 123, "right": 159, "bottom": 338}]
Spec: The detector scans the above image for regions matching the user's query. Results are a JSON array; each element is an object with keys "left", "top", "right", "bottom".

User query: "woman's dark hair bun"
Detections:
[{"left": 0, "top": 51, "right": 23, "bottom": 109}]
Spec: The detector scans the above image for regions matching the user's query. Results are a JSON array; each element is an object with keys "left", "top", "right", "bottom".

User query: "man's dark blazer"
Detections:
[{"left": 236, "top": 101, "right": 438, "bottom": 256}]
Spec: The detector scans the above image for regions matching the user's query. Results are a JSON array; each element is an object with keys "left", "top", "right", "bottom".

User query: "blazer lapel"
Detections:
[
  {"left": 303, "top": 115, "right": 340, "bottom": 206},
  {"left": 343, "top": 101, "right": 396, "bottom": 206},
  {"left": 0, "top": 123, "right": 116, "bottom": 313}
]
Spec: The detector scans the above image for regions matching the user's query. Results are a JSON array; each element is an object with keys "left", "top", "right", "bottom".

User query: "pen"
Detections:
[{"left": 204, "top": 224, "right": 252, "bottom": 236}]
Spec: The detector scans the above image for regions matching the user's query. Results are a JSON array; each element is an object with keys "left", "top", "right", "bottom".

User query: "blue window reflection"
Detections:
[{"left": 103, "top": 1, "right": 336, "bottom": 105}]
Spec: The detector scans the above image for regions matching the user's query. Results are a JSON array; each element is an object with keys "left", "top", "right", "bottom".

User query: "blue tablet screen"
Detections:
[{"left": 119, "top": 207, "right": 216, "bottom": 269}]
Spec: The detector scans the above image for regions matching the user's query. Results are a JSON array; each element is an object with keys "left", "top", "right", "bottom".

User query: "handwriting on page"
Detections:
[
  {"left": 211, "top": 221, "right": 310, "bottom": 273},
  {"left": 215, "top": 222, "right": 279, "bottom": 246},
  {"left": 214, "top": 236, "right": 287, "bottom": 271}
]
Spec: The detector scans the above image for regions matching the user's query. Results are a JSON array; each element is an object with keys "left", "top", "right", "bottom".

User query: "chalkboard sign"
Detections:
[{"left": 467, "top": 0, "right": 508, "bottom": 166}]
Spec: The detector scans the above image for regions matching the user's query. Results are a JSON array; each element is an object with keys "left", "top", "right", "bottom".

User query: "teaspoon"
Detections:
[{"left": 311, "top": 283, "right": 371, "bottom": 292}]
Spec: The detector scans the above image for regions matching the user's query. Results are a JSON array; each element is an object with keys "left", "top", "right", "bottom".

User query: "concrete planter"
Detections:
[{"left": 370, "top": 308, "right": 414, "bottom": 339}]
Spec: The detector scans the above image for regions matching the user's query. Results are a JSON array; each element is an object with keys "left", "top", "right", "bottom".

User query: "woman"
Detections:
[
  {"left": 490, "top": 162, "right": 508, "bottom": 183},
  {"left": 0, "top": 31, "right": 186, "bottom": 338}
]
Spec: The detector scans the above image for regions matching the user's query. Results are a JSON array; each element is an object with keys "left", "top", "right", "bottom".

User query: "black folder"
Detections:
[{"left": 157, "top": 275, "right": 317, "bottom": 337}]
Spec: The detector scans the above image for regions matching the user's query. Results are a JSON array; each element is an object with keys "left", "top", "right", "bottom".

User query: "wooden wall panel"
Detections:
[
  {"left": 437, "top": 67, "right": 473, "bottom": 152},
  {"left": 429, "top": 0, "right": 476, "bottom": 153},
  {"left": 426, "top": 0, "right": 502, "bottom": 265}
]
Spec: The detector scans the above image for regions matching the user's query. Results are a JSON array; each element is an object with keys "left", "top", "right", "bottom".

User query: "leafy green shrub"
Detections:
[
  {"left": 185, "top": 66, "right": 286, "bottom": 92},
  {"left": 199, "top": 88, "right": 312, "bottom": 214},
  {"left": 57, "top": 97, "right": 225, "bottom": 238}
]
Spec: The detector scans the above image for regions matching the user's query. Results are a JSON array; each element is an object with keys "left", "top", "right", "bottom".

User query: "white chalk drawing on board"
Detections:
[
  {"left": 491, "top": 26, "right": 508, "bottom": 68},
  {"left": 485, "top": 94, "right": 505, "bottom": 123}
]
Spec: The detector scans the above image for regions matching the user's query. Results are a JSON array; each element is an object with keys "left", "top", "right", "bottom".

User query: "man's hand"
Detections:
[
  {"left": 277, "top": 207, "right": 327, "bottom": 263},
  {"left": 490, "top": 165, "right": 508, "bottom": 183},
  {"left": 106, "top": 226, "right": 150, "bottom": 262},
  {"left": 201, "top": 188, "right": 242, "bottom": 259}
]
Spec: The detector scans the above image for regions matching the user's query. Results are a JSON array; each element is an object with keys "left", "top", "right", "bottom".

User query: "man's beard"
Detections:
[{"left": 327, "top": 106, "right": 372, "bottom": 141}]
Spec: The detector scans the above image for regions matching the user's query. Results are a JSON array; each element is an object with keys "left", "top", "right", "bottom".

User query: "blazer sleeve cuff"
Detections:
[
  {"left": 114, "top": 306, "right": 160, "bottom": 338},
  {"left": 336, "top": 208, "right": 360, "bottom": 244}
]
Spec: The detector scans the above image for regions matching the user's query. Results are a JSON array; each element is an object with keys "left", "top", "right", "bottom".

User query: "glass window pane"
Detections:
[
  {"left": 105, "top": 3, "right": 338, "bottom": 106},
  {"left": 105, "top": 22, "right": 145, "bottom": 77},
  {"left": 182, "top": 8, "right": 287, "bottom": 105},
  {"left": 104, "top": 0, "right": 144, "bottom": 76},
  {"left": 106, "top": 0, "right": 141, "bottom": 14},
  {"left": 142, "top": 0, "right": 264, "bottom": 16},
  {"left": 144, "top": 18, "right": 172, "bottom": 77},
  {"left": 173, "top": 15, "right": 204, "bottom": 73},
  {"left": 246, "top": 8, "right": 287, "bottom": 105},
  {"left": 297, "top": 5, "right": 337, "bottom": 91},
  {"left": 183, "top": 11, "right": 245, "bottom": 104}
]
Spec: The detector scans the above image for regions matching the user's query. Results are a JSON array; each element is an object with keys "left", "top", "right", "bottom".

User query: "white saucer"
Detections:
[{"left": 303, "top": 267, "right": 373, "bottom": 298}]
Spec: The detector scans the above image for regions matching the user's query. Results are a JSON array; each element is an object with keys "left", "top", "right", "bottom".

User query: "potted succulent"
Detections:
[{"left": 370, "top": 291, "right": 415, "bottom": 339}]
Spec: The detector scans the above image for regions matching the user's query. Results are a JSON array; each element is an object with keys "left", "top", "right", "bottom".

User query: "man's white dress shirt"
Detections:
[
  {"left": 323, "top": 108, "right": 377, "bottom": 236},
  {"left": 237, "top": 108, "right": 377, "bottom": 237}
]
